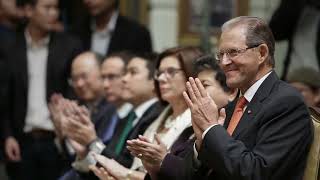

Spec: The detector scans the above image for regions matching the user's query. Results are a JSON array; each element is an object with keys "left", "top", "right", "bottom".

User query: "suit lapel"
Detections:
[
  {"left": 232, "top": 71, "right": 279, "bottom": 138},
  {"left": 16, "top": 34, "right": 28, "bottom": 93},
  {"left": 46, "top": 33, "right": 57, "bottom": 101},
  {"left": 107, "top": 16, "right": 124, "bottom": 55}
]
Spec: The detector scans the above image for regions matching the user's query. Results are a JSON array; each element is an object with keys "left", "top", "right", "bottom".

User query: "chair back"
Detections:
[{"left": 303, "top": 107, "right": 320, "bottom": 180}]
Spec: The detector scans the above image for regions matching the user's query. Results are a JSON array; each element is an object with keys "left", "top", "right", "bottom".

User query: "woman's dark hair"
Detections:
[
  {"left": 154, "top": 46, "right": 203, "bottom": 104},
  {"left": 128, "top": 52, "right": 158, "bottom": 80},
  {"left": 194, "top": 55, "right": 231, "bottom": 92}
]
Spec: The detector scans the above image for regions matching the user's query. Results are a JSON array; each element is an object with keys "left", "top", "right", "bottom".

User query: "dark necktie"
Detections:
[{"left": 114, "top": 111, "right": 137, "bottom": 156}]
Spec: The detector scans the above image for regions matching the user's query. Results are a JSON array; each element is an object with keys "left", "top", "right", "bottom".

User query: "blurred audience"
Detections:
[
  {"left": 270, "top": 0, "right": 320, "bottom": 79},
  {"left": 89, "top": 46, "right": 203, "bottom": 180},
  {"left": 0, "top": 0, "right": 25, "bottom": 39},
  {"left": 132, "top": 54, "right": 237, "bottom": 180},
  {"left": 70, "top": 0, "right": 152, "bottom": 56},
  {"left": 49, "top": 52, "right": 116, "bottom": 162},
  {"left": 1, "top": 0, "right": 82, "bottom": 179},
  {"left": 287, "top": 67, "right": 320, "bottom": 107},
  {"left": 58, "top": 52, "right": 164, "bottom": 180},
  {"left": 58, "top": 51, "right": 134, "bottom": 180}
]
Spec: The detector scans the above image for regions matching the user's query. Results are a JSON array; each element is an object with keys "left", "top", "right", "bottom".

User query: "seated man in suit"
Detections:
[
  {"left": 56, "top": 51, "right": 134, "bottom": 179},
  {"left": 182, "top": 16, "right": 313, "bottom": 180},
  {"left": 71, "top": 0, "right": 152, "bottom": 56},
  {"left": 48, "top": 52, "right": 117, "bottom": 158},
  {"left": 1, "top": 0, "right": 83, "bottom": 179},
  {"left": 59, "top": 52, "right": 164, "bottom": 179}
]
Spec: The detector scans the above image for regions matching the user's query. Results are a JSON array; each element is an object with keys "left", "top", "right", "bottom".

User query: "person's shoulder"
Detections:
[
  {"left": 51, "top": 31, "right": 83, "bottom": 50},
  {"left": 117, "top": 15, "right": 149, "bottom": 32},
  {"left": 52, "top": 31, "right": 81, "bottom": 42},
  {"left": 267, "top": 80, "right": 306, "bottom": 109},
  {"left": 150, "top": 100, "right": 167, "bottom": 112}
]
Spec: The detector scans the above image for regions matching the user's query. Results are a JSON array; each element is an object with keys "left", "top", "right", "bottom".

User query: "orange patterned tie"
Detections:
[{"left": 227, "top": 96, "right": 248, "bottom": 135}]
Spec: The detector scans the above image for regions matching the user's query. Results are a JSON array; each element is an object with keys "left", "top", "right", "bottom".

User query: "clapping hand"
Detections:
[{"left": 183, "top": 77, "right": 226, "bottom": 150}]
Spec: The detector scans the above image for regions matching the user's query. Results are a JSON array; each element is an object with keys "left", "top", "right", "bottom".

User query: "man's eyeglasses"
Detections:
[
  {"left": 215, "top": 44, "right": 261, "bottom": 62},
  {"left": 154, "top": 67, "right": 182, "bottom": 80}
]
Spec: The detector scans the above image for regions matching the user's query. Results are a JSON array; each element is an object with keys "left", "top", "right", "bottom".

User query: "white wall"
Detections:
[{"left": 149, "top": 0, "right": 178, "bottom": 52}]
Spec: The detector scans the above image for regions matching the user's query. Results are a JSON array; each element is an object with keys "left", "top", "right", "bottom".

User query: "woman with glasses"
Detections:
[{"left": 89, "top": 46, "right": 203, "bottom": 180}]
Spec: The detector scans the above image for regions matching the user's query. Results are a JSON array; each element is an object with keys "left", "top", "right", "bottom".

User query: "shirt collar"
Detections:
[
  {"left": 242, "top": 71, "right": 272, "bottom": 102},
  {"left": 117, "top": 103, "right": 133, "bottom": 119},
  {"left": 134, "top": 98, "right": 158, "bottom": 119},
  {"left": 91, "top": 10, "right": 119, "bottom": 36},
  {"left": 24, "top": 29, "right": 50, "bottom": 48}
]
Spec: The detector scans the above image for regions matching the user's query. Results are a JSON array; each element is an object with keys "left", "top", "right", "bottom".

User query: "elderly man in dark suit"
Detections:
[
  {"left": 181, "top": 16, "right": 313, "bottom": 180},
  {"left": 71, "top": 0, "right": 152, "bottom": 56},
  {"left": 1, "top": 0, "right": 83, "bottom": 179}
]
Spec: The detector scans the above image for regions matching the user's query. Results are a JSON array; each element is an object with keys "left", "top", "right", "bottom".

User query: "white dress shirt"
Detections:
[
  {"left": 24, "top": 30, "right": 54, "bottom": 132},
  {"left": 91, "top": 11, "right": 118, "bottom": 56},
  {"left": 132, "top": 98, "right": 158, "bottom": 127}
]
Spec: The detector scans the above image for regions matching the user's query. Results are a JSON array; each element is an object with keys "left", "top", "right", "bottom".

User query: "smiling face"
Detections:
[
  {"left": 218, "top": 25, "right": 262, "bottom": 92},
  {"left": 71, "top": 53, "right": 103, "bottom": 102},
  {"left": 157, "top": 56, "right": 187, "bottom": 104}
]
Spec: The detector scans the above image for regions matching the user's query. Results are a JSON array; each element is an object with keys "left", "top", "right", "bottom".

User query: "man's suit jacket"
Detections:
[
  {"left": 71, "top": 14, "right": 152, "bottom": 55},
  {"left": 196, "top": 71, "right": 313, "bottom": 180},
  {"left": 2, "top": 32, "right": 83, "bottom": 140},
  {"left": 159, "top": 71, "right": 313, "bottom": 180},
  {"left": 101, "top": 101, "right": 165, "bottom": 168}
]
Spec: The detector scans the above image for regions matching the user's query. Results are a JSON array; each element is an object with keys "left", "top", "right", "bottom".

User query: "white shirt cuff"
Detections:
[
  {"left": 192, "top": 143, "right": 202, "bottom": 168},
  {"left": 202, "top": 124, "right": 219, "bottom": 139},
  {"left": 193, "top": 142, "right": 199, "bottom": 159},
  {"left": 72, "top": 151, "right": 97, "bottom": 172},
  {"left": 193, "top": 124, "right": 219, "bottom": 163}
]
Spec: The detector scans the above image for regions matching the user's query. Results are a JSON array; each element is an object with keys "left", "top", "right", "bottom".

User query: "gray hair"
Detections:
[{"left": 222, "top": 16, "right": 275, "bottom": 67}]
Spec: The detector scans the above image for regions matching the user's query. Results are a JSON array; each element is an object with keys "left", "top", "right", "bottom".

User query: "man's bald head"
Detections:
[{"left": 70, "top": 51, "right": 104, "bottom": 102}]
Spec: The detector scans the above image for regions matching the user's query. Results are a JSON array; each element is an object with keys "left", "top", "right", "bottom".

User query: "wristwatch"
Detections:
[{"left": 88, "top": 138, "right": 106, "bottom": 154}]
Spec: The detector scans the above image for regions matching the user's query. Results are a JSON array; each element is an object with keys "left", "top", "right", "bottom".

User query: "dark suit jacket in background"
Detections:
[
  {"left": 70, "top": 14, "right": 152, "bottom": 56},
  {"left": 169, "top": 71, "right": 313, "bottom": 180},
  {"left": 269, "top": 0, "right": 320, "bottom": 79},
  {"left": 1, "top": 31, "right": 83, "bottom": 141}
]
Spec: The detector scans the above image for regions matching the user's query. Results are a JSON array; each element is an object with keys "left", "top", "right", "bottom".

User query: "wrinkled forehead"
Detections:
[{"left": 218, "top": 26, "right": 247, "bottom": 49}]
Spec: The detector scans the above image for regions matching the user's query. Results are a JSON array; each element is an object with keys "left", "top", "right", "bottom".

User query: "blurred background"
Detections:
[{"left": 1, "top": 0, "right": 319, "bottom": 179}]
